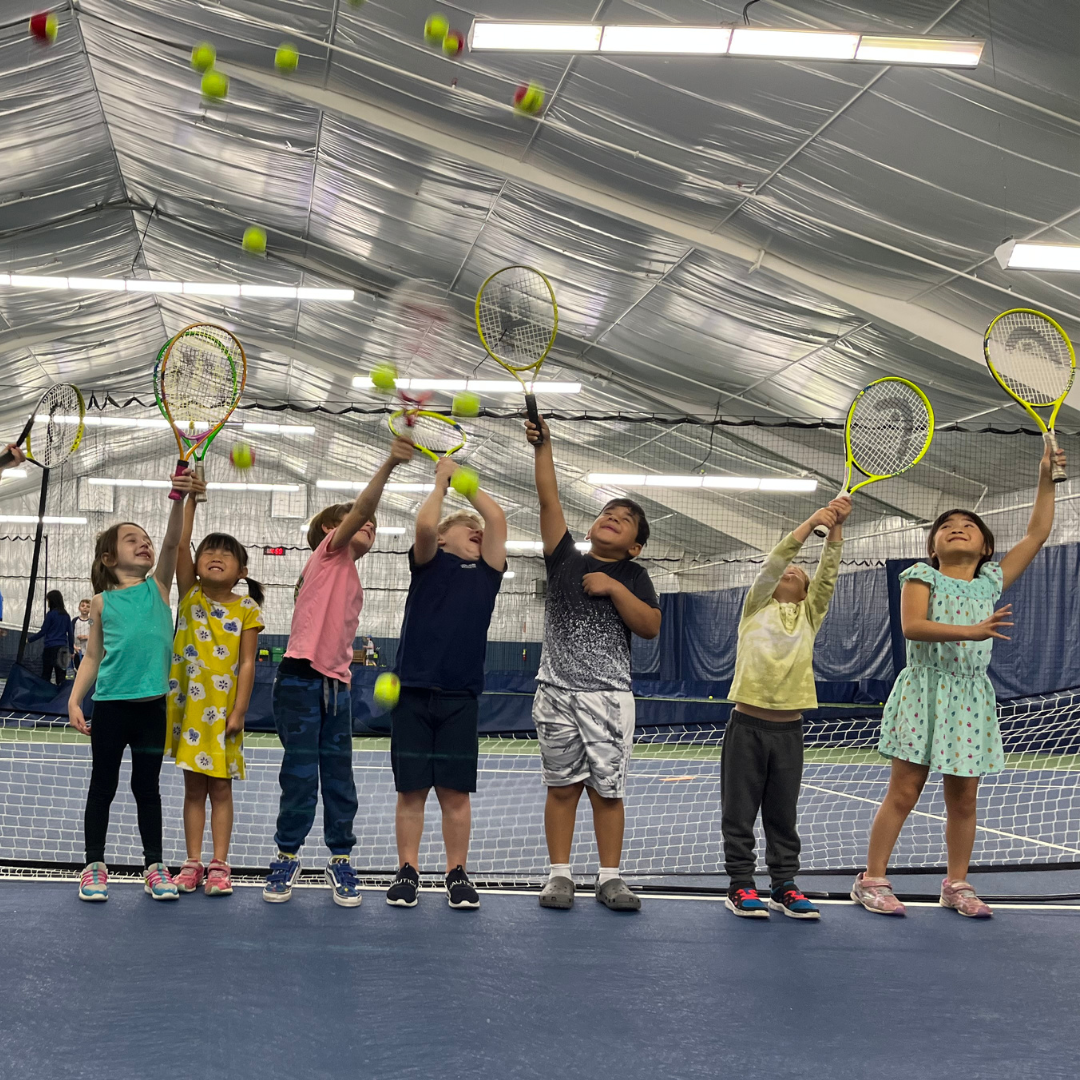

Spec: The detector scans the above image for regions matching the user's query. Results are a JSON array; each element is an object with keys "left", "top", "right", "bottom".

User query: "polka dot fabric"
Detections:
[{"left": 878, "top": 561, "right": 1004, "bottom": 777}]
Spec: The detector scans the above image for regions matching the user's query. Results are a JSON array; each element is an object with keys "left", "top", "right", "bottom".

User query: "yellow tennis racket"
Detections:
[
  {"left": 475, "top": 265, "right": 558, "bottom": 444},
  {"left": 388, "top": 409, "right": 466, "bottom": 463},
  {"left": 984, "top": 309, "right": 1074, "bottom": 483},
  {"left": 0, "top": 383, "right": 85, "bottom": 470},
  {"left": 814, "top": 377, "right": 935, "bottom": 537}
]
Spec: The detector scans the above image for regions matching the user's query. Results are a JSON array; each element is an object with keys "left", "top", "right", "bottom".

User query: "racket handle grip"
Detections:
[
  {"left": 0, "top": 448, "right": 15, "bottom": 469},
  {"left": 1045, "top": 431, "right": 1067, "bottom": 483},
  {"left": 812, "top": 524, "right": 828, "bottom": 538},
  {"left": 525, "top": 393, "right": 542, "bottom": 445},
  {"left": 193, "top": 463, "right": 207, "bottom": 504},
  {"left": 169, "top": 459, "right": 188, "bottom": 501}
]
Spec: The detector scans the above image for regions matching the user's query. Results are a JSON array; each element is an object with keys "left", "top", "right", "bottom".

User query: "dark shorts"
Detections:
[{"left": 390, "top": 687, "right": 479, "bottom": 793}]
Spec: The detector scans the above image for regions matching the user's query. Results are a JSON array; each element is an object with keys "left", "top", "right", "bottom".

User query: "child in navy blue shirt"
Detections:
[
  {"left": 386, "top": 457, "right": 507, "bottom": 910},
  {"left": 29, "top": 590, "right": 74, "bottom": 686}
]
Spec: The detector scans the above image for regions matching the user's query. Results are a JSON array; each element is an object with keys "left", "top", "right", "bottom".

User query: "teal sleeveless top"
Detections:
[{"left": 95, "top": 579, "right": 174, "bottom": 701}]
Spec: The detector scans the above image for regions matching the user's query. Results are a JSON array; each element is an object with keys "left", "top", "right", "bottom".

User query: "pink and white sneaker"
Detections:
[
  {"left": 174, "top": 859, "right": 205, "bottom": 893},
  {"left": 205, "top": 860, "right": 233, "bottom": 897},
  {"left": 850, "top": 872, "right": 906, "bottom": 916},
  {"left": 78, "top": 862, "right": 108, "bottom": 902},
  {"left": 144, "top": 862, "right": 179, "bottom": 901},
  {"left": 940, "top": 878, "right": 992, "bottom": 918}
]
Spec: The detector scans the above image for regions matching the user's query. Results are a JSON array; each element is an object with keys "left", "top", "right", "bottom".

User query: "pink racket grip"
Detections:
[{"left": 168, "top": 459, "right": 189, "bottom": 501}]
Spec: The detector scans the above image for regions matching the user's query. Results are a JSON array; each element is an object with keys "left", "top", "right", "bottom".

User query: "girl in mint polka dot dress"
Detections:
[{"left": 853, "top": 445, "right": 1064, "bottom": 920}]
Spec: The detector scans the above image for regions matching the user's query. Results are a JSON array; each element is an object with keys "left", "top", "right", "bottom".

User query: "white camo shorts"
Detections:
[{"left": 532, "top": 684, "right": 635, "bottom": 799}]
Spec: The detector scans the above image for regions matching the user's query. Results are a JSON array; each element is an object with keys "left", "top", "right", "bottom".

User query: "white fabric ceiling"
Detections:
[{"left": 1, "top": 0, "right": 1078, "bottom": 447}]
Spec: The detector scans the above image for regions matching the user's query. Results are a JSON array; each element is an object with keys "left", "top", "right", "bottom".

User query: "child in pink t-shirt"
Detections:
[{"left": 263, "top": 437, "right": 413, "bottom": 907}]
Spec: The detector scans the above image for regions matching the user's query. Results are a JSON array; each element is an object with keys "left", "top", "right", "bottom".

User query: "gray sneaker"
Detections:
[
  {"left": 595, "top": 877, "right": 641, "bottom": 911},
  {"left": 538, "top": 875, "right": 575, "bottom": 909}
]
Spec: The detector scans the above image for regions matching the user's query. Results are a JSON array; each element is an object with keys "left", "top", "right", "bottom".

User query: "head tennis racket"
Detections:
[
  {"left": 814, "top": 377, "right": 935, "bottom": 537},
  {"left": 0, "top": 383, "right": 86, "bottom": 470},
  {"left": 475, "top": 265, "right": 558, "bottom": 444},
  {"left": 156, "top": 323, "right": 246, "bottom": 503},
  {"left": 387, "top": 409, "right": 467, "bottom": 463},
  {"left": 984, "top": 309, "right": 1074, "bottom": 483}
]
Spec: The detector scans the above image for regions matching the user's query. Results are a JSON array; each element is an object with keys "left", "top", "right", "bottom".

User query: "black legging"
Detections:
[
  {"left": 83, "top": 697, "right": 167, "bottom": 867},
  {"left": 41, "top": 646, "right": 66, "bottom": 687}
]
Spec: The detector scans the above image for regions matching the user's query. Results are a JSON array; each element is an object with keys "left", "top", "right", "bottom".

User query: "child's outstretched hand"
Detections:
[
  {"left": 1039, "top": 442, "right": 1067, "bottom": 481},
  {"left": 0, "top": 444, "right": 25, "bottom": 470},
  {"left": 388, "top": 436, "right": 414, "bottom": 467},
  {"left": 525, "top": 417, "right": 550, "bottom": 447},
  {"left": 434, "top": 456, "right": 459, "bottom": 490},
  {"left": 968, "top": 603, "right": 1013, "bottom": 641},
  {"left": 808, "top": 506, "right": 838, "bottom": 534},
  {"left": 170, "top": 466, "right": 198, "bottom": 495},
  {"left": 829, "top": 495, "right": 853, "bottom": 525}
]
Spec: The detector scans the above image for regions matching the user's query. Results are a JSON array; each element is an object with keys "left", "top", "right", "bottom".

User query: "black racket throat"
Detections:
[{"left": 525, "top": 393, "right": 543, "bottom": 445}]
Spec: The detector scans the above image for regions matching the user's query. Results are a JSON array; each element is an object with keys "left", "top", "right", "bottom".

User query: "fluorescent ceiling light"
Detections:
[
  {"left": 242, "top": 423, "right": 317, "bottom": 435},
  {"left": 0, "top": 469, "right": 27, "bottom": 479},
  {"left": 855, "top": 36, "right": 983, "bottom": 66},
  {"left": 127, "top": 280, "right": 183, "bottom": 294},
  {"left": 376, "top": 526, "right": 406, "bottom": 535},
  {"left": 240, "top": 285, "right": 297, "bottom": 299},
  {"left": 210, "top": 483, "right": 300, "bottom": 492},
  {"left": 994, "top": 240, "right": 1080, "bottom": 272},
  {"left": 0, "top": 515, "right": 86, "bottom": 524},
  {"left": 588, "top": 473, "right": 817, "bottom": 492},
  {"left": 507, "top": 539, "right": 590, "bottom": 552},
  {"left": 10, "top": 275, "right": 68, "bottom": 289},
  {"left": 352, "top": 377, "right": 581, "bottom": 394},
  {"left": 88, "top": 477, "right": 299, "bottom": 492},
  {"left": 315, "top": 480, "right": 435, "bottom": 493},
  {"left": 730, "top": 28, "right": 859, "bottom": 59},
  {"left": 600, "top": 26, "right": 732, "bottom": 54},
  {"left": 0, "top": 278, "right": 353, "bottom": 301},
  {"left": 503, "top": 571, "right": 515, "bottom": 579},
  {"left": 469, "top": 21, "right": 602, "bottom": 52},
  {"left": 69, "top": 277, "right": 126, "bottom": 292},
  {"left": 297, "top": 287, "right": 354, "bottom": 301},
  {"left": 184, "top": 282, "right": 242, "bottom": 297}
]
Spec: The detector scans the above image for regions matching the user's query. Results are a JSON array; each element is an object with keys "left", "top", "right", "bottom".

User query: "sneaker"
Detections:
[
  {"left": 769, "top": 881, "right": 820, "bottom": 920},
  {"left": 850, "top": 871, "right": 906, "bottom": 916},
  {"left": 78, "top": 862, "right": 108, "bottom": 902},
  {"left": 595, "top": 877, "right": 641, "bottom": 912},
  {"left": 386, "top": 863, "right": 420, "bottom": 907},
  {"left": 940, "top": 878, "right": 993, "bottom": 918},
  {"left": 538, "top": 875, "right": 575, "bottom": 910},
  {"left": 174, "top": 859, "right": 205, "bottom": 893},
  {"left": 204, "top": 859, "right": 233, "bottom": 897},
  {"left": 725, "top": 886, "right": 770, "bottom": 918},
  {"left": 445, "top": 865, "right": 480, "bottom": 910},
  {"left": 144, "top": 862, "right": 179, "bottom": 901},
  {"left": 325, "top": 856, "right": 362, "bottom": 908},
  {"left": 263, "top": 853, "right": 301, "bottom": 903}
]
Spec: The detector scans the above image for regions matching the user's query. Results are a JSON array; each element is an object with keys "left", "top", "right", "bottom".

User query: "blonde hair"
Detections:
[
  {"left": 437, "top": 509, "right": 483, "bottom": 536},
  {"left": 306, "top": 504, "right": 377, "bottom": 551}
]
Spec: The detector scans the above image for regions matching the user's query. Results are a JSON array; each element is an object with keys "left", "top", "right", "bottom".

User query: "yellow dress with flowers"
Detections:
[{"left": 166, "top": 584, "right": 263, "bottom": 780}]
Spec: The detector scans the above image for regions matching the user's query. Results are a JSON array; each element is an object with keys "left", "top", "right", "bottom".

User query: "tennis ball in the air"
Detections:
[
  {"left": 452, "top": 391, "right": 480, "bottom": 418},
  {"left": 424, "top": 14, "right": 449, "bottom": 46},
  {"left": 201, "top": 69, "right": 229, "bottom": 100},
  {"left": 30, "top": 12, "right": 58, "bottom": 43},
  {"left": 275, "top": 43, "right": 299, "bottom": 73},
  {"left": 513, "top": 82, "right": 545, "bottom": 116},
  {"left": 450, "top": 465, "right": 479, "bottom": 500},
  {"left": 230, "top": 442, "right": 255, "bottom": 470},
  {"left": 242, "top": 226, "right": 267, "bottom": 256},
  {"left": 370, "top": 363, "right": 398, "bottom": 393},
  {"left": 442, "top": 30, "right": 465, "bottom": 57},
  {"left": 191, "top": 41, "right": 216, "bottom": 72},
  {"left": 373, "top": 672, "right": 401, "bottom": 710}
]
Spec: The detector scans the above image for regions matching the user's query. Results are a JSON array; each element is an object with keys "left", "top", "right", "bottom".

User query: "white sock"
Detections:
[
  {"left": 548, "top": 863, "right": 572, "bottom": 882},
  {"left": 597, "top": 866, "right": 620, "bottom": 886}
]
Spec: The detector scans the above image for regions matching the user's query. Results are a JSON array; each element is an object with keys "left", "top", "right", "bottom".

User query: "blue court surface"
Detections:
[{"left": 1, "top": 880, "right": 1077, "bottom": 1080}]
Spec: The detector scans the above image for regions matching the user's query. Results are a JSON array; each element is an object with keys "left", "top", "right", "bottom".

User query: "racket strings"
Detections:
[
  {"left": 849, "top": 382, "right": 932, "bottom": 478},
  {"left": 477, "top": 267, "right": 555, "bottom": 371},
  {"left": 33, "top": 383, "right": 83, "bottom": 468},
  {"left": 392, "top": 413, "right": 464, "bottom": 454},
  {"left": 161, "top": 331, "right": 240, "bottom": 425},
  {"left": 987, "top": 312, "right": 1073, "bottom": 407}
]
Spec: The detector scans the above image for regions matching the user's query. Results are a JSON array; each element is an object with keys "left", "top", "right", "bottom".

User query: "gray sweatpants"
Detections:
[{"left": 720, "top": 710, "right": 804, "bottom": 889}]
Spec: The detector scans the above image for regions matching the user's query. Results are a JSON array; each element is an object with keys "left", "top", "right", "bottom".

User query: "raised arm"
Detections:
[
  {"left": 154, "top": 470, "right": 203, "bottom": 602},
  {"left": 999, "top": 445, "right": 1065, "bottom": 591},
  {"left": 414, "top": 458, "right": 452, "bottom": 565},
  {"left": 68, "top": 594, "right": 104, "bottom": 735},
  {"left": 806, "top": 497, "right": 851, "bottom": 620},
  {"left": 175, "top": 488, "right": 199, "bottom": 597},
  {"left": 900, "top": 580, "right": 1013, "bottom": 643},
  {"left": 329, "top": 437, "right": 414, "bottom": 552},
  {"left": 473, "top": 485, "right": 507, "bottom": 571},
  {"left": 526, "top": 417, "right": 566, "bottom": 556}
]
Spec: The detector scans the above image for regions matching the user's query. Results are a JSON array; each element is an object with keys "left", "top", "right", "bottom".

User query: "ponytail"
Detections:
[{"left": 244, "top": 577, "right": 265, "bottom": 606}]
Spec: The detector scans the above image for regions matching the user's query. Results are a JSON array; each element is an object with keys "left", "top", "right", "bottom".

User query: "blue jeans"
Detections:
[{"left": 272, "top": 673, "right": 358, "bottom": 856}]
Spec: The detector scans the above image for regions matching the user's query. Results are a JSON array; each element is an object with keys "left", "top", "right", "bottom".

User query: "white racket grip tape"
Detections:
[
  {"left": 194, "top": 462, "right": 208, "bottom": 504},
  {"left": 1046, "top": 430, "right": 1067, "bottom": 483},
  {"left": 814, "top": 484, "right": 848, "bottom": 537}
]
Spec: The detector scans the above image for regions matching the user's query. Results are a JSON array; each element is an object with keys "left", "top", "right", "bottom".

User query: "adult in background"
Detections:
[{"left": 28, "top": 590, "right": 74, "bottom": 686}]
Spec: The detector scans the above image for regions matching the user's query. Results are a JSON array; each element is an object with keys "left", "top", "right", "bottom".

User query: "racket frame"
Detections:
[
  {"left": 0, "top": 383, "right": 86, "bottom": 470},
  {"left": 475, "top": 265, "right": 558, "bottom": 443},
  {"left": 156, "top": 324, "right": 246, "bottom": 503},
  {"left": 984, "top": 308, "right": 1075, "bottom": 483},
  {"left": 387, "top": 409, "right": 467, "bottom": 463}
]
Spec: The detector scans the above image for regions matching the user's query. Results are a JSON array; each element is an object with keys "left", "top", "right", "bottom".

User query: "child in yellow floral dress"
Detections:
[{"left": 168, "top": 491, "right": 264, "bottom": 897}]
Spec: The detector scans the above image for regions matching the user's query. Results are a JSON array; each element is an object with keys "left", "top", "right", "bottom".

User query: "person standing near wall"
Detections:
[{"left": 28, "top": 590, "right": 74, "bottom": 686}]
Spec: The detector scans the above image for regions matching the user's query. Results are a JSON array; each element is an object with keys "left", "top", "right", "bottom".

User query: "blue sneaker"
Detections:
[
  {"left": 325, "top": 856, "right": 362, "bottom": 908},
  {"left": 725, "top": 885, "right": 769, "bottom": 918},
  {"left": 78, "top": 862, "right": 108, "bottom": 902},
  {"left": 263, "top": 853, "right": 301, "bottom": 903},
  {"left": 769, "top": 881, "right": 821, "bottom": 920}
]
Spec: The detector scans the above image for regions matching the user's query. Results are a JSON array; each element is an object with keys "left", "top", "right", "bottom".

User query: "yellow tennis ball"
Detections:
[
  {"left": 191, "top": 42, "right": 216, "bottom": 72},
  {"left": 230, "top": 442, "right": 255, "bottom": 470},
  {"left": 374, "top": 672, "right": 400, "bottom": 710},
  {"left": 242, "top": 226, "right": 267, "bottom": 255},
  {"left": 370, "top": 363, "right": 398, "bottom": 392},
  {"left": 424, "top": 14, "right": 449, "bottom": 46},
  {"left": 201, "top": 69, "right": 229, "bottom": 100},
  {"left": 513, "top": 82, "right": 545, "bottom": 115},
  {"left": 442, "top": 30, "right": 464, "bottom": 57},
  {"left": 275, "top": 43, "right": 299, "bottom": 72},
  {"left": 452, "top": 391, "right": 480, "bottom": 418},
  {"left": 450, "top": 465, "right": 479, "bottom": 500}
]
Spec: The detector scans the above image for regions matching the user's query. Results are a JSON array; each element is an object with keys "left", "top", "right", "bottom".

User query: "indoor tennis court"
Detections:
[{"left": 2, "top": 1, "right": 1080, "bottom": 1078}]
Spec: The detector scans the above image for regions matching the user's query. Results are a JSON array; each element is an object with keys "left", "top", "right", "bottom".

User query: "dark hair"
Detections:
[
  {"left": 91, "top": 521, "right": 147, "bottom": 594},
  {"left": 601, "top": 498, "right": 650, "bottom": 548},
  {"left": 194, "top": 532, "right": 265, "bottom": 606},
  {"left": 927, "top": 509, "right": 995, "bottom": 573},
  {"left": 46, "top": 590, "right": 66, "bottom": 612},
  {"left": 305, "top": 503, "right": 376, "bottom": 551}
]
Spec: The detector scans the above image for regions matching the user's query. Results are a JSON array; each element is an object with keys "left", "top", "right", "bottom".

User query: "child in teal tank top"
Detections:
[{"left": 68, "top": 468, "right": 205, "bottom": 903}]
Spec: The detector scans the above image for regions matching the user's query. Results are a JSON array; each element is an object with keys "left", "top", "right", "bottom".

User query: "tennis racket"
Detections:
[
  {"left": 387, "top": 408, "right": 467, "bottom": 462},
  {"left": 984, "top": 309, "right": 1074, "bottom": 483},
  {"left": 475, "top": 265, "right": 558, "bottom": 444},
  {"left": 379, "top": 279, "right": 461, "bottom": 372},
  {"left": 0, "top": 383, "right": 85, "bottom": 470},
  {"left": 155, "top": 323, "right": 246, "bottom": 503},
  {"left": 814, "top": 377, "right": 935, "bottom": 537}
]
